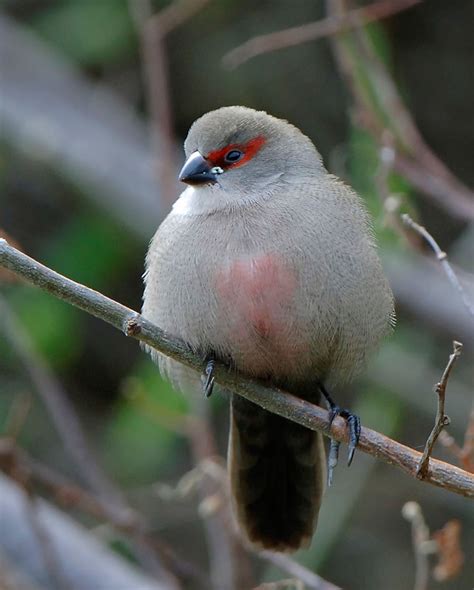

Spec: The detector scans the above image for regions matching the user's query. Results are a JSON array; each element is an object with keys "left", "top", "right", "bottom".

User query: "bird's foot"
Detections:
[
  {"left": 319, "top": 384, "right": 361, "bottom": 485},
  {"left": 201, "top": 357, "right": 216, "bottom": 398}
]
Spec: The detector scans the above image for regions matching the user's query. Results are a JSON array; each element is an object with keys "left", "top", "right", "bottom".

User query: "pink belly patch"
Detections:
[{"left": 214, "top": 253, "right": 308, "bottom": 376}]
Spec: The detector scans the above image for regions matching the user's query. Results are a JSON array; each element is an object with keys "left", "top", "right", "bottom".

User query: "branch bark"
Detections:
[{"left": 1, "top": 238, "right": 473, "bottom": 498}]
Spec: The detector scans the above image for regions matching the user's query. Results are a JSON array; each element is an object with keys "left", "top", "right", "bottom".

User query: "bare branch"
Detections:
[
  {"left": 416, "top": 341, "right": 463, "bottom": 479},
  {"left": 1, "top": 239, "right": 473, "bottom": 497},
  {"left": 223, "top": 0, "right": 421, "bottom": 69},
  {"left": 402, "top": 214, "right": 474, "bottom": 319}
]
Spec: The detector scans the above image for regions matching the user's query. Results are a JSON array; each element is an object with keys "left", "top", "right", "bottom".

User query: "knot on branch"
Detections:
[{"left": 124, "top": 314, "right": 143, "bottom": 336}]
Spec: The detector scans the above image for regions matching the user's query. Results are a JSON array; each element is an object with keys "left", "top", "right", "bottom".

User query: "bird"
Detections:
[{"left": 142, "top": 106, "right": 395, "bottom": 552}]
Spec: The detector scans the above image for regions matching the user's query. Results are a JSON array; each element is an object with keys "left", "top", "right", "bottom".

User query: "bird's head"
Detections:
[{"left": 175, "top": 106, "right": 324, "bottom": 214}]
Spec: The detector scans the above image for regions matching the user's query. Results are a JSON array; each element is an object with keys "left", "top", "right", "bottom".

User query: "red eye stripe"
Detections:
[{"left": 206, "top": 136, "right": 266, "bottom": 169}]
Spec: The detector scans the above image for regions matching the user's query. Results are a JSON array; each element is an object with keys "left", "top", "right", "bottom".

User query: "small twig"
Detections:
[
  {"left": 260, "top": 552, "right": 341, "bottom": 590},
  {"left": 1, "top": 239, "right": 473, "bottom": 497},
  {"left": 402, "top": 214, "right": 474, "bottom": 319},
  {"left": 222, "top": 0, "right": 421, "bottom": 69},
  {"left": 402, "top": 502, "right": 435, "bottom": 590},
  {"left": 416, "top": 341, "right": 463, "bottom": 479}
]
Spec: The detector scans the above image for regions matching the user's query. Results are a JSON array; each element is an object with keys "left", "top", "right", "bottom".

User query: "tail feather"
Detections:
[{"left": 229, "top": 394, "right": 325, "bottom": 552}]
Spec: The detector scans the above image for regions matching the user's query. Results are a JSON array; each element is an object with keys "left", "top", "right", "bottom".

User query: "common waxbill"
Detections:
[{"left": 142, "top": 106, "right": 394, "bottom": 552}]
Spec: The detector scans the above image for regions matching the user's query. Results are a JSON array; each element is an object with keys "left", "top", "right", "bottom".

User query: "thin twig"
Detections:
[
  {"left": 417, "top": 341, "right": 463, "bottom": 478},
  {"left": 1, "top": 239, "right": 473, "bottom": 497},
  {"left": 260, "top": 552, "right": 341, "bottom": 590},
  {"left": 223, "top": 0, "right": 421, "bottom": 69},
  {"left": 402, "top": 502, "right": 434, "bottom": 590},
  {"left": 402, "top": 214, "right": 474, "bottom": 319}
]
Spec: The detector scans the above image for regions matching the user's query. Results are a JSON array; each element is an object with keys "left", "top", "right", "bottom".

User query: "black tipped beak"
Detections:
[{"left": 178, "top": 151, "right": 217, "bottom": 185}]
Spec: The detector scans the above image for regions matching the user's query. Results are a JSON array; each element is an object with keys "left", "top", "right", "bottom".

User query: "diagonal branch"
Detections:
[
  {"left": 401, "top": 214, "right": 474, "bottom": 320},
  {"left": 222, "top": 0, "right": 421, "bottom": 69},
  {"left": 1, "top": 238, "right": 473, "bottom": 498}
]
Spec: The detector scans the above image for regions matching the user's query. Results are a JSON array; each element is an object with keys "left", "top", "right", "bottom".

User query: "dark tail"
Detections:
[{"left": 229, "top": 394, "right": 325, "bottom": 552}]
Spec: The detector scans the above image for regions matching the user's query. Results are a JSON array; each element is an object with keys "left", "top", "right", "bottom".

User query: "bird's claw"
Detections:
[
  {"left": 319, "top": 381, "right": 361, "bottom": 484},
  {"left": 202, "top": 358, "right": 215, "bottom": 398}
]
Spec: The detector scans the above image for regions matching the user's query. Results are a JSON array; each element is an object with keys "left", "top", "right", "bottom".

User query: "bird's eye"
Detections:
[{"left": 224, "top": 150, "right": 243, "bottom": 163}]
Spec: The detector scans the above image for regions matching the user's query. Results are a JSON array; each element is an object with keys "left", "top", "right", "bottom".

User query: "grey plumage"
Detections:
[{"left": 142, "top": 106, "right": 394, "bottom": 551}]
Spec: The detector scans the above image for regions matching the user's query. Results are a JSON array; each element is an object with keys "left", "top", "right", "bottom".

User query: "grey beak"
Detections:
[{"left": 178, "top": 151, "right": 217, "bottom": 185}]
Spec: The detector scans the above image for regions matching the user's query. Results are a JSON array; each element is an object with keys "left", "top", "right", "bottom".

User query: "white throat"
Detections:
[
  {"left": 172, "top": 185, "right": 222, "bottom": 216},
  {"left": 172, "top": 173, "right": 284, "bottom": 217}
]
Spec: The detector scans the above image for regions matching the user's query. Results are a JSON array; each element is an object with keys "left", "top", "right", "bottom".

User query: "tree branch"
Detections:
[
  {"left": 416, "top": 341, "right": 463, "bottom": 479},
  {"left": 222, "top": 0, "right": 421, "bottom": 69},
  {"left": 1, "top": 238, "right": 473, "bottom": 498}
]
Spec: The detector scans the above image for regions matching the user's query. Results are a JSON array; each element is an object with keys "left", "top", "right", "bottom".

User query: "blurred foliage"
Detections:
[
  {"left": 31, "top": 0, "right": 137, "bottom": 66},
  {"left": 103, "top": 358, "right": 188, "bottom": 482}
]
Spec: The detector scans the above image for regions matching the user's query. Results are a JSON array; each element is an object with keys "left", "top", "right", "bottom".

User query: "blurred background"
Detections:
[{"left": 0, "top": 1, "right": 473, "bottom": 589}]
